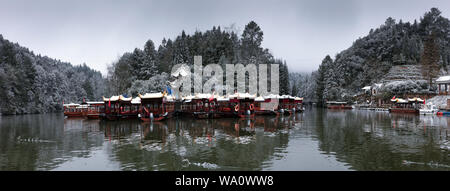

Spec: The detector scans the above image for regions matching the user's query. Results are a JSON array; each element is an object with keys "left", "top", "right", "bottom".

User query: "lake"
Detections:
[{"left": 0, "top": 108, "right": 449, "bottom": 171}]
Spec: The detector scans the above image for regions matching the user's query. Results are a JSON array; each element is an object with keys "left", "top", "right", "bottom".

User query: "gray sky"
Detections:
[{"left": 1, "top": 0, "right": 449, "bottom": 76}]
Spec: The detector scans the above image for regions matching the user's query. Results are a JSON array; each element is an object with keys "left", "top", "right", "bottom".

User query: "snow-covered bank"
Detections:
[{"left": 426, "top": 95, "right": 450, "bottom": 108}]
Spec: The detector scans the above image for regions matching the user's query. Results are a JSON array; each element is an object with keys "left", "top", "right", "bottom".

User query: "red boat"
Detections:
[
  {"left": 254, "top": 96, "right": 278, "bottom": 115},
  {"left": 216, "top": 96, "right": 236, "bottom": 118},
  {"left": 64, "top": 103, "right": 87, "bottom": 118},
  {"left": 229, "top": 93, "right": 256, "bottom": 118},
  {"left": 86, "top": 102, "right": 104, "bottom": 119},
  {"left": 293, "top": 97, "right": 304, "bottom": 113},
  {"left": 138, "top": 93, "right": 175, "bottom": 122},
  {"left": 279, "top": 95, "right": 296, "bottom": 114},
  {"left": 101, "top": 95, "right": 138, "bottom": 120}
]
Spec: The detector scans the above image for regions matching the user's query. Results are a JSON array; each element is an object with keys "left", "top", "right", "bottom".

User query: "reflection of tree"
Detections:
[{"left": 313, "top": 109, "right": 450, "bottom": 170}]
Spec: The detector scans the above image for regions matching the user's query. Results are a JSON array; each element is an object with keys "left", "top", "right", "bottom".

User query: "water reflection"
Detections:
[{"left": 0, "top": 109, "right": 449, "bottom": 171}]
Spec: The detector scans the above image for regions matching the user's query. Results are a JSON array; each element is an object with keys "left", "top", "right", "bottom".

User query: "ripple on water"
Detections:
[{"left": 141, "top": 142, "right": 163, "bottom": 152}]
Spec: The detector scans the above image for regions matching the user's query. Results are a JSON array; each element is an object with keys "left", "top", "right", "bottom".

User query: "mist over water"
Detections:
[{"left": 1, "top": 108, "right": 449, "bottom": 171}]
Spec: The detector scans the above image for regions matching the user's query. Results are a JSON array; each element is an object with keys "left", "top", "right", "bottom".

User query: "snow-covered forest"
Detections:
[
  {"left": 0, "top": 35, "right": 105, "bottom": 115},
  {"left": 291, "top": 8, "right": 450, "bottom": 105},
  {"left": 105, "top": 21, "right": 291, "bottom": 97}
]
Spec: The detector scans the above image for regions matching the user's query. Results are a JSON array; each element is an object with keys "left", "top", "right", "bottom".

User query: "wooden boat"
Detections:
[
  {"left": 326, "top": 101, "right": 353, "bottom": 109},
  {"left": 293, "top": 97, "right": 304, "bottom": 113},
  {"left": 101, "top": 95, "right": 138, "bottom": 120},
  {"left": 216, "top": 96, "right": 236, "bottom": 118},
  {"left": 118, "top": 95, "right": 139, "bottom": 119},
  {"left": 279, "top": 95, "right": 295, "bottom": 114},
  {"left": 389, "top": 98, "right": 422, "bottom": 114},
  {"left": 64, "top": 103, "right": 87, "bottom": 118},
  {"left": 191, "top": 93, "right": 218, "bottom": 119},
  {"left": 138, "top": 93, "right": 175, "bottom": 122},
  {"left": 229, "top": 93, "right": 256, "bottom": 118},
  {"left": 254, "top": 96, "right": 278, "bottom": 115},
  {"left": 86, "top": 101, "right": 104, "bottom": 119}
]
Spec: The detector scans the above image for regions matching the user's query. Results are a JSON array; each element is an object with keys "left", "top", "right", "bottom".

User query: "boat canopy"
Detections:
[
  {"left": 139, "top": 93, "right": 164, "bottom": 99},
  {"left": 86, "top": 101, "right": 104, "bottom": 106},
  {"left": 119, "top": 95, "right": 132, "bottom": 102},
  {"left": 103, "top": 96, "right": 120, "bottom": 102},
  {"left": 131, "top": 97, "right": 141, "bottom": 104},
  {"left": 294, "top": 97, "right": 303, "bottom": 101},
  {"left": 255, "top": 96, "right": 265, "bottom": 102},
  {"left": 64, "top": 103, "right": 80, "bottom": 107},
  {"left": 217, "top": 96, "right": 230, "bottom": 102}
]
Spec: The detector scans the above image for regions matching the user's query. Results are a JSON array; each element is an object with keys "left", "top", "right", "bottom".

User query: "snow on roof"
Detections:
[
  {"left": 119, "top": 95, "right": 132, "bottom": 102},
  {"left": 139, "top": 93, "right": 164, "bottom": 99},
  {"left": 217, "top": 96, "right": 230, "bottom": 101},
  {"left": 87, "top": 101, "right": 104, "bottom": 105},
  {"left": 131, "top": 97, "right": 141, "bottom": 104},
  {"left": 436, "top": 76, "right": 450, "bottom": 83},
  {"left": 294, "top": 97, "right": 303, "bottom": 101},
  {"left": 255, "top": 96, "right": 265, "bottom": 102},
  {"left": 193, "top": 93, "right": 212, "bottom": 99},
  {"left": 262, "top": 94, "right": 282, "bottom": 99},
  {"left": 165, "top": 95, "right": 175, "bottom": 102},
  {"left": 362, "top": 86, "right": 371, "bottom": 90},
  {"left": 408, "top": 97, "right": 424, "bottom": 102},
  {"left": 237, "top": 92, "right": 256, "bottom": 99},
  {"left": 103, "top": 96, "right": 119, "bottom": 102},
  {"left": 182, "top": 95, "right": 195, "bottom": 100},
  {"left": 64, "top": 103, "right": 80, "bottom": 107}
]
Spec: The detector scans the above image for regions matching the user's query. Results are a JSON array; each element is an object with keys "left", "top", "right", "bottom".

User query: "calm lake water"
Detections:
[{"left": 1, "top": 108, "right": 450, "bottom": 171}]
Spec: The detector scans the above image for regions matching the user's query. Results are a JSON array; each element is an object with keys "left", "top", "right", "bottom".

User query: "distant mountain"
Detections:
[
  {"left": 305, "top": 8, "right": 450, "bottom": 103},
  {"left": 0, "top": 35, "right": 105, "bottom": 115}
]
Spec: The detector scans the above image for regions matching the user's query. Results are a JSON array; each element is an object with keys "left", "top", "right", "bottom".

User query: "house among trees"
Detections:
[{"left": 436, "top": 75, "right": 450, "bottom": 95}]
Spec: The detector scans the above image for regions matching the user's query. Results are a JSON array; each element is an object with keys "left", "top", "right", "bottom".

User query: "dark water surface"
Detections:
[{"left": 1, "top": 108, "right": 449, "bottom": 171}]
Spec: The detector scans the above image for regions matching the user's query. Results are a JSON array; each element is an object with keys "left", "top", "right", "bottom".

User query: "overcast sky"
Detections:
[{"left": 1, "top": 0, "right": 449, "bottom": 75}]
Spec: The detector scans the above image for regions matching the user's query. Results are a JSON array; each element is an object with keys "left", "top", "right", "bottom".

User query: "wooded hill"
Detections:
[
  {"left": 291, "top": 8, "right": 450, "bottom": 104},
  {"left": 0, "top": 35, "right": 105, "bottom": 115}
]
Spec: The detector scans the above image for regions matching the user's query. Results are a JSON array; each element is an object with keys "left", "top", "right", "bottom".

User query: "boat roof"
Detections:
[
  {"left": 139, "top": 93, "right": 164, "bottom": 99},
  {"left": 103, "top": 96, "right": 119, "bottom": 102},
  {"left": 119, "top": 95, "right": 132, "bottom": 102},
  {"left": 131, "top": 97, "right": 141, "bottom": 104},
  {"left": 64, "top": 103, "right": 80, "bottom": 107},
  {"left": 86, "top": 101, "right": 104, "bottom": 105},
  {"left": 294, "top": 97, "right": 303, "bottom": 101},
  {"left": 255, "top": 96, "right": 265, "bottom": 102},
  {"left": 217, "top": 96, "right": 230, "bottom": 101}
]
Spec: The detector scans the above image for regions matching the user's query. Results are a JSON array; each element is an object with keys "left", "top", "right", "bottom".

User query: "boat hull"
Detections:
[{"left": 389, "top": 108, "right": 419, "bottom": 114}]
